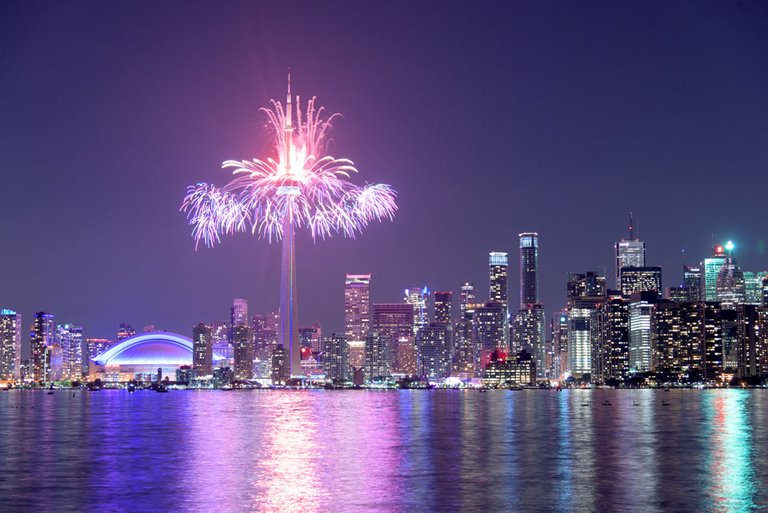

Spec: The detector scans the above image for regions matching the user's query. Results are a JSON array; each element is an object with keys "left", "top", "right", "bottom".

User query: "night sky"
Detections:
[{"left": 2, "top": 1, "right": 768, "bottom": 345}]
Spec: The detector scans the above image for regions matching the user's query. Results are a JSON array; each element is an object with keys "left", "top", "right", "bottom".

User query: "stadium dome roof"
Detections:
[{"left": 92, "top": 332, "right": 225, "bottom": 366}]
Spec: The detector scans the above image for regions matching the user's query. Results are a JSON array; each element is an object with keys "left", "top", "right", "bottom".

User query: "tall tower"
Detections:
[
  {"left": 278, "top": 72, "right": 301, "bottom": 377},
  {"left": 30, "top": 312, "right": 55, "bottom": 382},
  {"left": 519, "top": 232, "right": 539, "bottom": 309},
  {"left": 404, "top": 286, "right": 430, "bottom": 335},
  {"left": 489, "top": 252, "right": 508, "bottom": 304},
  {"left": 434, "top": 291, "right": 453, "bottom": 325},
  {"left": 0, "top": 309, "right": 21, "bottom": 380},
  {"left": 344, "top": 274, "right": 371, "bottom": 369},
  {"left": 614, "top": 212, "right": 646, "bottom": 288},
  {"left": 704, "top": 244, "right": 727, "bottom": 301},
  {"left": 192, "top": 323, "right": 213, "bottom": 377},
  {"left": 459, "top": 282, "right": 475, "bottom": 317},
  {"left": 232, "top": 298, "right": 248, "bottom": 326}
]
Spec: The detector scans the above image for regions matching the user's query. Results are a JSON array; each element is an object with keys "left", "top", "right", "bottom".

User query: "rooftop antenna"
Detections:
[{"left": 629, "top": 211, "right": 635, "bottom": 240}]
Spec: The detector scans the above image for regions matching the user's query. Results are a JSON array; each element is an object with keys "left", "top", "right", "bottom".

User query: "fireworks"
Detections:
[
  {"left": 181, "top": 74, "right": 397, "bottom": 377},
  {"left": 181, "top": 81, "right": 397, "bottom": 249}
]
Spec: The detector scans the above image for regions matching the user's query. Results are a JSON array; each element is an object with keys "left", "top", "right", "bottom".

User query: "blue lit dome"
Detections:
[{"left": 92, "top": 332, "right": 225, "bottom": 366}]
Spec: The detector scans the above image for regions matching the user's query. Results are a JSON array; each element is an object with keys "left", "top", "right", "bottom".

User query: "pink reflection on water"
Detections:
[{"left": 251, "top": 392, "right": 326, "bottom": 513}]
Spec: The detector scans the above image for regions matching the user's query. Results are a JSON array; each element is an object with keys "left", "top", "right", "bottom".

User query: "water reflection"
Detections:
[
  {"left": 704, "top": 391, "right": 756, "bottom": 512},
  {"left": 1, "top": 389, "right": 768, "bottom": 512}
]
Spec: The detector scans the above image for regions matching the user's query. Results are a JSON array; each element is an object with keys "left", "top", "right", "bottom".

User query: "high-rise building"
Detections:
[
  {"left": 233, "top": 324, "right": 254, "bottom": 381},
  {"left": 453, "top": 316, "right": 477, "bottom": 378},
  {"left": 620, "top": 266, "right": 662, "bottom": 296},
  {"left": 416, "top": 323, "right": 451, "bottom": 380},
  {"left": 704, "top": 244, "right": 727, "bottom": 301},
  {"left": 345, "top": 274, "right": 371, "bottom": 370},
  {"left": 434, "top": 291, "right": 453, "bottom": 325},
  {"left": 744, "top": 271, "right": 768, "bottom": 305},
  {"left": 322, "top": 333, "right": 349, "bottom": 381},
  {"left": 459, "top": 282, "right": 476, "bottom": 317},
  {"left": 299, "top": 323, "right": 322, "bottom": 354},
  {"left": 372, "top": 303, "right": 415, "bottom": 375},
  {"left": 30, "top": 312, "right": 55, "bottom": 382},
  {"left": 683, "top": 265, "right": 703, "bottom": 302},
  {"left": 86, "top": 338, "right": 112, "bottom": 370},
  {"left": 271, "top": 345, "right": 289, "bottom": 384},
  {"left": 511, "top": 305, "right": 546, "bottom": 378},
  {"left": 629, "top": 296, "right": 654, "bottom": 372},
  {"left": 0, "top": 309, "right": 21, "bottom": 380},
  {"left": 551, "top": 311, "right": 569, "bottom": 380},
  {"left": 117, "top": 323, "right": 135, "bottom": 342},
  {"left": 192, "top": 323, "right": 213, "bottom": 377},
  {"left": 703, "top": 302, "right": 724, "bottom": 381},
  {"left": 489, "top": 252, "right": 508, "bottom": 304},
  {"left": 593, "top": 294, "right": 629, "bottom": 383},
  {"left": 566, "top": 272, "right": 607, "bottom": 377},
  {"left": 233, "top": 298, "right": 249, "bottom": 326},
  {"left": 365, "top": 331, "right": 390, "bottom": 378},
  {"left": 614, "top": 214, "right": 646, "bottom": 288},
  {"left": 56, "top": 324, "right": 83, "bottom": 381},
  {"left": 475, "top": 302, "right": 507, "bottom": 369},
  {"left": 210, "top": 321, "right": 231, "bottom": 365},
  {"left": 519, "top": 232, "right": 539, "bottom": 308},
  {"left": 716, "top": 252, "right": 745, "bottom": 309},
  {"left": 404, "top": 286, "right": 430, "bottom": 336}
]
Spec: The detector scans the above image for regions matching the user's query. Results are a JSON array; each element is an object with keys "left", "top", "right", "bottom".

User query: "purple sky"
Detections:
[{"left": 1, "top": 1, "right": 768, "bottom": 344}]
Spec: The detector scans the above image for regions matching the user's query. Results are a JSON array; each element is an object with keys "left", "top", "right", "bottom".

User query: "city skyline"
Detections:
[{"left": 1, "top": 1, "right": 767, "bottom": 340}]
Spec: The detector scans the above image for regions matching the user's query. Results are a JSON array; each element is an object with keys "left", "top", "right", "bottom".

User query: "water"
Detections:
[{"left": 1, "top": 389, "right": 766, "bottom": 512}]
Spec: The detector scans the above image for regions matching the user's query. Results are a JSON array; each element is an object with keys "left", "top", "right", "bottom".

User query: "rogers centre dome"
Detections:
[{"left": 90, "top": 332, "right": 225, "bottom": 380}]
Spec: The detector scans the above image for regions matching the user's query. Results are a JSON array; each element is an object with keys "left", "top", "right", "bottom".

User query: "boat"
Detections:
[{"left": 127, "top": 383, "right": 137, "bottom": 393}]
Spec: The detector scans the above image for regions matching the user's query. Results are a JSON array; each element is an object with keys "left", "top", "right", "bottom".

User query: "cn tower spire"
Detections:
[
  {"left": 284, "top": 69, "right": 293, "bottom": 170},
  {"left": 629, "top": 211, "right": 635, "bottom": 240}
]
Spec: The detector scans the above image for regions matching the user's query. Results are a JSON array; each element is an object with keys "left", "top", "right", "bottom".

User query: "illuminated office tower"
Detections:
[
  {"left": 56, "top": 324, "right": 83, "bottom": 381},
  {"left": 0, "top": 309, "right": 21, "bottom": 380},
  {"left": 434, "top": 291, "right": 453, "bottom": 325},
  {"left": 459, "top": 282, "right": 476, "bottom": 317},
  {"left": 744, "top": 272, "right": 768, "bottom": 305},
  {"left": 30, "top": 312, "right": 55, "bottom": 382},
  {"left": 716, "top": 246, "right": 745, "bottom": 309},
  {"left": 117, "top": 323, "right": 135, "bottom": 342},
  {"left": 416, "top": 323, "right": 451, "bottom": 381},
  {"left": 551, "top": 311, "right": 568, "bottom": 380},
  {"left": 210, "top": 321, "right": 232, "bottom": 365},
  {"left": 519, "top": 233, "right": 539, "bottom": 308},
  {"left": 453, "top": 316, "right": 477, "bottom": 377},
  {"left": 365, "top": 331, "right": 390, "bottom": 378},
  {"left": 704, "top": 244, "right": 727, "bottom": 301},
  {"left": 620, "top": 267, "right": 662, "bottom": 296},
  {"left": 566, "top": 272, "right": 606, "bottom": 377},
  {"left": 511, "top": 305, "right": 546, "bottom": 378},
  {"left": 271, "top": 345, "right": 289, "bottom": 384},
  {"left": 595, "top": 294, "right": 629, "bottom": 382},
  {"left": 372, "top": 303, "right": 415, "bottom": 375},
  {"left": 192, "top": 323, "right": 213, "bottom": 376},
  {"left": 233, "top": 298, "right": 249, "bottom": 326},
  {"left": 322, "top": 333, "right": 349, "bottom": 381},
  {"left": 614, "top": 213, "right": 646, "bottom": 288},
  {"left": 345, "top": 274, "right": 371, "bottom": 370},
  {"left": 233, "top": 324, "right": 254, "bottom": 380},
  {"left": 720, "top": 309, "right": 739, "bottom": 371},
  {"left": 703, "top": 302, "right": 723, "bottom": 381},
  {"left": 475, "top": 302, "right": 507, "bottom": 369},
  {"left": 404, "top": 286, "right": 430, "bottom": 336},
  {"left": 629, "top": 298, "right": 653, "bottom": 372},
  {"left": 299, "top": 322, "right": 322, "bottom": 354},
  {"left": 86, "top": 338, "right": 112, "bottom": 369},
  {"left": 739, "top": 305, "right": 766, "bottom": 378},
  {"left": 489, "top": 252, "right": 508, "bottom": 304}
]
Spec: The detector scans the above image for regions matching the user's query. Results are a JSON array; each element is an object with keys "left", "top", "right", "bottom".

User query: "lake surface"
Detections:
[{"left": 0, "top": 388, "right": 766, "bottom": 512}]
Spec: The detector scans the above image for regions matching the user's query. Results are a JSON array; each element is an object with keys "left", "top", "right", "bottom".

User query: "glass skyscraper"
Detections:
[{"left": 518, "top": 232, "right": 539, "bottom": 308}]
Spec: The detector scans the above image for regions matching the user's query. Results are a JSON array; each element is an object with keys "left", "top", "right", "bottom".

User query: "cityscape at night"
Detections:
[{"left": 2, "top": 1, "right": 768, "bottom": 511}]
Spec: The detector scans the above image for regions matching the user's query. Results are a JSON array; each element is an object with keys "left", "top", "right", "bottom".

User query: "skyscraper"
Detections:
[
  {"left": 192, "top": 323, "right": 213, "bottom": 376},
  {"left": 459, "top": 282, "right": 476, "bottom": 317},
  {"left": 620, "top": 267, "right": 662, "bottom": 296},
  {"left": 629, "top": 297, "right": 653, "bottom": 372},
  {"left": 519, "top": 232, "right": 539, "bottom": 308},
  {"left": 0, "top": 309, "right": 21, "bottom": 380},
  {"left": 233, "top": 298, "right": 249, "bottom": 326},
  {"left": 345, "top": 274, "right": 371, "bottom": 370},
  {"left": 30, "top": 312, "right": 55, "bottom": 382},
  {"left": 434, "top": 291, "right": 453, "bottom": 325},
  {"left": 704, "top": 244, "right": 727, "bottom": 301},
  {"left": 404, "top": 286, "right": 430, "bottom": 336},
  {"left": 372, "top": 303, "right": 415, "bottom": 375},
  {"left": 511, "top": 305, "right": 546, "bottom": 378},
  {"left": 364, "top": 331, "right": 390, "bottom": 378},
  {"left": 566, "top": 272, "right": 606, "bottom": 377},
  {"left": 56, "top": 324, "right": 83, "bottom": 381},
  {"left": 322, "top": 333, "right": 349, "bottom": 381},
  {"left": 614, "top": 213, "right": 646, "bottom": 288},
  {"left": 233, "top": 324, "right": 254, "bottom": 381},
  {"left": 716, "top": 246, "right": 745, "bottom": 308},
  {"left": 416, "top": 323, "right": 451, "bottom": 380},
  {"left": 489, "top": 252, "right": 508, "bottom": 304}
]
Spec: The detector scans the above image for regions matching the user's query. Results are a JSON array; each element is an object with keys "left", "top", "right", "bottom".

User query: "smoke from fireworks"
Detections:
[{"left": 181, "top": 89, "right": 397, "bottom": 249}]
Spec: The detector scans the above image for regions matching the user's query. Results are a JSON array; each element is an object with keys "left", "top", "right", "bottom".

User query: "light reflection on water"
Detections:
[{"left": 1, "top": 389, "right": 767, "bottom": 512}]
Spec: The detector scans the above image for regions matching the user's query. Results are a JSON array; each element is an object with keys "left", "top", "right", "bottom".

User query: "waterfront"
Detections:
[{"left": 0, "top": 389, "right": 766, "bottom": 512}]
